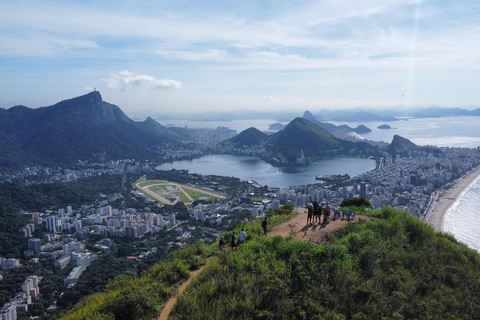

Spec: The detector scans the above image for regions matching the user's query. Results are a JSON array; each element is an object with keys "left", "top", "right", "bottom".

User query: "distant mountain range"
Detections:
[
  {"left": 302, "top": 111, "right": 372, "bottom": 135},
  {"left": 141, "top": 106, "right": 480, "bottom": 124},
  {"left": 1, "top": 91, "right": 448, "bottom": 169},
  {"left": 0, "top": 91, "right": 184, "bottom": 168}
]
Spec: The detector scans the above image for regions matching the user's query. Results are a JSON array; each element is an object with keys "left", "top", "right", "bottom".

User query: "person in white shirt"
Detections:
[{"left": 240, "top": 228, "right": 246, "bottom": 243}]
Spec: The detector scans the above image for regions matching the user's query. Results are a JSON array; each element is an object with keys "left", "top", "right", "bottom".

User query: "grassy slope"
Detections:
[
  {"left": 171, "top": 208, "right": 480, "bottom": 320},
  {"left": 59, "top": 207, "right": 480, "bottom": 320}
]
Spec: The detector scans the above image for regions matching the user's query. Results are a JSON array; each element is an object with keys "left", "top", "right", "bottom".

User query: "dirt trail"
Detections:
[
  {"left": 156, "top": 208, "right": 371, "bottom": 319},
  {"left": 157, "top": 268, "right": 204, "bottom": 320}
]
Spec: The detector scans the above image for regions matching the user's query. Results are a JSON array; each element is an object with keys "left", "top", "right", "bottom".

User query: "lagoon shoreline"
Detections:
[{"left": 426, "top": 165, "right": 480, "bottom": 232}]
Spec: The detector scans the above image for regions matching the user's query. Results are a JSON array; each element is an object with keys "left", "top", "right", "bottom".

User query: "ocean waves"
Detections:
[{"left": 443, "top": 176, "right": 480, "bottom": 252}]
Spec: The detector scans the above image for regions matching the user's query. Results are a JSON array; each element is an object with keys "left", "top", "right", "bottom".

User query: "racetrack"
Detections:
[{"left": 134, "top": 180, "right": 226, "bottom": 206}]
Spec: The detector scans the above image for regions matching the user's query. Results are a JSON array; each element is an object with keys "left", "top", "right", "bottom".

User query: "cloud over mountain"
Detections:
[{"left": 106, "top": 70, "right": 181, "bottom": 91}]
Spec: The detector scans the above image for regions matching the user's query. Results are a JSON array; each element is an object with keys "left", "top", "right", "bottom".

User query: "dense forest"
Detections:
[{"left": 57, "top": 206, "right": 480, "bottom": 320}]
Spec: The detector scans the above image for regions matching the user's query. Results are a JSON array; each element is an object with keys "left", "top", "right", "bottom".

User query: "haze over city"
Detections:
[{"left": 1, "top": 0, "right": 479, "bottom": 117}]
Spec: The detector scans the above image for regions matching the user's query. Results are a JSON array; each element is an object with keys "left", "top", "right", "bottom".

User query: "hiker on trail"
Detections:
[
  {"left": 306, "top": 202, "right": 313, "bottom": 224},
  {"left": 219, "top": 236, "right": 225, "bottom": 250},
  {"left": 240, "top": 228, "right": 246, "bottom": 243},
  {"left": 262, "top": 218, "right": 268, "bottom": 235},
  {"left": 231, "top": 233, "right": 237, "bottom": 248}
]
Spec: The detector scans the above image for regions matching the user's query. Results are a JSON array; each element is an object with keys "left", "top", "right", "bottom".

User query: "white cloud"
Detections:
[
  {"left": 105, "top": 71, "right": 181, "bottom": 91},
  {"left": 261, "top": 96, "right": 275, "bottom": 101}
]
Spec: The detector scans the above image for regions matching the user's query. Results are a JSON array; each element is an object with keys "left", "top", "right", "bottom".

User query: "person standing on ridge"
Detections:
[
  {"left": 319, "top": 202, "right": 323, "bottom": 224},
  {"left": 324, "top": 203, "right": 331, "bottom": 224},
  {"left": 262, "top": 218, "right": 268, "bottom": 235},
  {"left": 306, "top": 202, "right": 313, "bottom": 224},
  {"left": 240, "top": 228, "right": 246, "bottom": 243},
  {"left": 231, "top": 233, "right": 237, "bottom": 249},
  {"left": 219, "top": 236, "right": 225, "bottom": 251}
]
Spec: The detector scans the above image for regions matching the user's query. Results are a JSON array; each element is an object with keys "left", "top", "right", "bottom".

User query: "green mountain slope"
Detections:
[
  {"left": 134, "top": 117, "right": 190, "bottom": 141},
  {"left": 0, "top": 92, "right": 180, "bottom": 168},
  {"left": 227, "top": 127, "right": 269, "bottom": 146},
  {"left": 268, "top": 117, "right": 344, "bottom": 160}
]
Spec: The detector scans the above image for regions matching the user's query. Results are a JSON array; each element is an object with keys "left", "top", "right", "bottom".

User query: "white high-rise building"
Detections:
[
  {"left": 272, "top": 199, "right": 280, "bottom": 209},
  {"left": 168, "top": 213, "right": 176, "bottom": 227},
  {"left": 73, "top": 221, "right": 82, "bottom": 231},
  {"left": 46, "top": 216, "right": 57, "bottom": 233},
  {"left": 0, "top": 303, "right": 17, "bottom": 320},
  {"left": 28, "top": 238, "right": 41, "bottom": 255},
  {"left": 99, "top": 206, "right": 112, "bottom": 216}
]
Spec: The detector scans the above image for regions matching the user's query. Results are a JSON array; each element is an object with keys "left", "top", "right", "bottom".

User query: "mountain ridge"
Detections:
[{"left": 0, "top": 91, "right": 181, "bottom": 168}]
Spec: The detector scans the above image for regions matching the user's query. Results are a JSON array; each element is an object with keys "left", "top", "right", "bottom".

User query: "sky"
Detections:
[{"left": 1, "top": 0, "right": 479, "bottom": 118}]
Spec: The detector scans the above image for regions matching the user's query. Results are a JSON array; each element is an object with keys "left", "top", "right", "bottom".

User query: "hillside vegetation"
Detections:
[
  {"left": 228, "top": 127, "right": 269, "bottom": 146},
  {"left": 58, "top": 207, "right": 480, "bottom": 320}
]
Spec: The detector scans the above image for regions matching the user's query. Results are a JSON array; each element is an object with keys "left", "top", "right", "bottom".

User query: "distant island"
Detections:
[
  {"left": 269, "top": 122, "right": 286, "bottom": 130},
  {"left": 377, "top": 124, "right": 392, "bottom": 129}
]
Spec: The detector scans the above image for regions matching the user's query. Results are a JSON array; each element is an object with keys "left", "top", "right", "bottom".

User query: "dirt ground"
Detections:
[{"left": 268, "top": 207, "right": 372, "bottom": 243}]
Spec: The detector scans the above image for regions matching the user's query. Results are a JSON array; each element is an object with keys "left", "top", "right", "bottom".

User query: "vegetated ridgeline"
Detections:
[{"left": 59, "top": 206, "right": 480, "bottom": 320}]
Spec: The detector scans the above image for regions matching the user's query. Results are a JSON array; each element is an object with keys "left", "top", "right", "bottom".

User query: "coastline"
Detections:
[{"left": 425, "top": 165, "right": 480, "bottom": 232}]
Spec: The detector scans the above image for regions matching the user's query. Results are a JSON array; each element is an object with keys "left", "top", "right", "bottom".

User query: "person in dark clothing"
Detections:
[
  {"left": 262, "top": 218, "right": 268, "bottom": 235},
  {"left": 219, "top": 236, "right": 225, "bottom": 250},
  {"left": 231, "top": 233, "right": 237, "bottom": 248},
  {"left": 318, "top": 203, "right": 323, "bottom": 224},
  {"left": 306, "top": 202, "right": 313, "bottom": 224}
]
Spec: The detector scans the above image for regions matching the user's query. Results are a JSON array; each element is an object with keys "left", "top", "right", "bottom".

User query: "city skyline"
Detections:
[{"left": 1, "top": 0, "right": 479, "bottom": 117}]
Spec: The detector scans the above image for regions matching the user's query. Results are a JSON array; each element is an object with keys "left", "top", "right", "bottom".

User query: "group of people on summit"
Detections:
[
  {"left": 220, "top": 200, "right": 334, "bottom": 251},
  {"left": 306, "top": 197, "right": 331, "bottom": 225}
]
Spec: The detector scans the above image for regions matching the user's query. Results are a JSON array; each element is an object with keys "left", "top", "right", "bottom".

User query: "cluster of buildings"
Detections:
[
  {"left": 0, "top": 275, "right": 41, "bottom": 319},
  {"left": 187, "top": 197, "right": 267, "bottom": 225},
  {"left": 62, "top": 251, "right": 98, "bottom": 288},
  {"left": 1, "top": 237, "right": 100, "bottom": 319},
  {"left": 0, "top": 159, "right": 153, "bottom": 185},
  {"left": 271, "top": 147, "right": 480, "bottom": 219},
  {"left": 18, "top": 195, "right": 177, "bottom": 244}
]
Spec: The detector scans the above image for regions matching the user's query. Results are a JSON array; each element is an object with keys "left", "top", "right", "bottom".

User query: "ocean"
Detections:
[{"left": 443, "top": 176, "right": 480, "bottom": 252}]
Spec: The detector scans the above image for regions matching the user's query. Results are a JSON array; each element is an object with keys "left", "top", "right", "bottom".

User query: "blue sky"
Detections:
[{"left": 1, "top": 0, "right": 479, "bottom": 117}]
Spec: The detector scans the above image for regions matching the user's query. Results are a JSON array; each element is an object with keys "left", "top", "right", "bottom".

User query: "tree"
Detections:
[{"left": 340, "top": 197, "right": 373, "bottom": 209}]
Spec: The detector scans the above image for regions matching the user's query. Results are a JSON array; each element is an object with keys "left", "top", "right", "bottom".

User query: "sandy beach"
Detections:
[{"left": 426, "top": 165, "right": 480, "bottom": 232}]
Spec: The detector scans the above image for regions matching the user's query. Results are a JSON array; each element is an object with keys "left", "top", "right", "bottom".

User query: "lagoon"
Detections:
[{"left": 156, "top": 155, "right": 376, "bottom": 188}]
